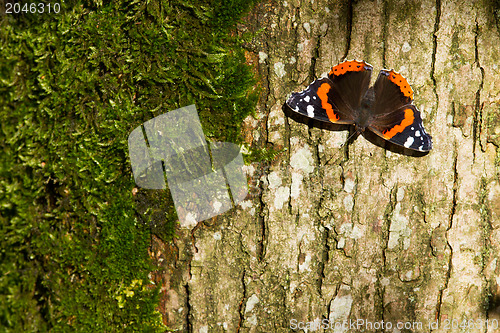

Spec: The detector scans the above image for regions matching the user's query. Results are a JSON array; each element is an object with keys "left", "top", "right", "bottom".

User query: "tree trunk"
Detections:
[{"left": 153, "top": 0, "right": 500, "bottom": 331}]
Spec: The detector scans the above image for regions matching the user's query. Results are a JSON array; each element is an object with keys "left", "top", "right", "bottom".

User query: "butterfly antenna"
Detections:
[{"left": 340, "top": 129, "right": 360, "bottom": 148}]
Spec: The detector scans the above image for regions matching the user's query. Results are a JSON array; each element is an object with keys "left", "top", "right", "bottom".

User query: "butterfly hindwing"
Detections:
[
  {"left": 368, "top": 104, "right": 432, "bottom": 151},
  {"left": 370, "top": 69, "right": 432, "bottom": 151}
]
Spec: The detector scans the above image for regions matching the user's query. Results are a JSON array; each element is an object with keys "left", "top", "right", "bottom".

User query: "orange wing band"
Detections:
[
  {"left": 387, "top": 70, "right": 414, "bottom": 100},
  {"left": 382, "top": 108, "right": 415, "bottom": 139},
  {"left": 329, "top": 60, "right": 367, "bottom": 76},
  {"left": 317, "top": 83, "right": 339, "bottom": 122}
]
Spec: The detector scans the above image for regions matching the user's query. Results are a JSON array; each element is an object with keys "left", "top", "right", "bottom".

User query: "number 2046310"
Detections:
[{"left": 5, "top": 2, "right": 61, "bottom": 14}]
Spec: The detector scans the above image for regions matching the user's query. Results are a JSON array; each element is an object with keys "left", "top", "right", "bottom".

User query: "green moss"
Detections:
[
  {"left": 0, "top": 0, "right": 259, "bottom": 330},
  {"left": 244, "top": 146, "right": 287, "bottom": 163},
  {"left": 211, "top": 0, "right": 258, "bottom": 30}
]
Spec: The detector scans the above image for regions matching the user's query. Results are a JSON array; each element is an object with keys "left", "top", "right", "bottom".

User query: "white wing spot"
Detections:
[
  {"left": 411, "top": 127, "right": 415, "bottom": 130},
  {"left": 294, "top": 106, "right": 299, "bottom": 112},
  {"left": 418, "top": 145, "right": 424, "bottom": 151},
  {"left": 307, "top": 105, "right": 315, "bottom": 117},
  {"left": 313, "top": 96, "right": 317, "bottom": 100},
  {"left": 415, "top": 130, "right": 421, "bottom": 137},
  {"left": 304, "top": 95, "right": 311, "bottom": 102},
  {"left": 404, "top": 136, "right": 415, "bottom": 148}
]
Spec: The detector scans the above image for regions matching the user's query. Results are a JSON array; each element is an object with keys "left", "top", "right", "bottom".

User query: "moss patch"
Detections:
[{"left": 0, "top": 0, "right": 259, "bottom": 330}]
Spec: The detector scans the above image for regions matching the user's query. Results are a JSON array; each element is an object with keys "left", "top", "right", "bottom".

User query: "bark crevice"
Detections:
[
  {"left": 382, "top": 186, "right": 397, "bottom": 268},
  {"left": 343, "top": 0, "right": 354, "bottom": 60},
  {"left": 436, "top": 148, "right": 458, "bottom": 321},
  {"left": 431, "top": 0, "right": 441, "bottom": 116},
  {"left": 185, "top": 282, "right": 192, "bottom": 333},
  {"left": 381, "top": 0, "right": 389, "bottom": 67},
  {"left": 257, "top": 164, "right": 268, "bottom": 261},
  {"left": 236, "top": 268, "right": 247, "bottom": 332},
  {"left": 309, "top": 36, "right": 321, "bottom": 82},
  {"left": 473, "top": 18, "right": 485, "bottom": 156}
]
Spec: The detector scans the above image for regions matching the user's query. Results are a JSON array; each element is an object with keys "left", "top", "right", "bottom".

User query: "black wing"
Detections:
[{"left": 286, "top": 60, "right": 373, "bottom": 124}]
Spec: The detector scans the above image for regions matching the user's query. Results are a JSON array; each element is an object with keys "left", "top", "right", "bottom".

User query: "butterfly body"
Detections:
[
  {"left": 351, "top": 88, "right": 376, "bottom": 132},
  {"left": 286, "top": 60, "right": 432, "bottom": 152}
]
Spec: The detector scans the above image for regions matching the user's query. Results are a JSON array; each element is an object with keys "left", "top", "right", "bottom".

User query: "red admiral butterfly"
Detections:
[{"left": 286, "top": 60, "right": 432, "bottom": 152}]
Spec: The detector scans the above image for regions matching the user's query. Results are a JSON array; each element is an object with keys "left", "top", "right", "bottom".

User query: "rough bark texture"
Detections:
[{"left": 153, "top": 0, "right": 500, "bottom": 332}]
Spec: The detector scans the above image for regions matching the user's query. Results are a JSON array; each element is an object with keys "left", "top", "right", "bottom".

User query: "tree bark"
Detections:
[{"left": 153, "top": 0, "right": 500, "bottom": 332}]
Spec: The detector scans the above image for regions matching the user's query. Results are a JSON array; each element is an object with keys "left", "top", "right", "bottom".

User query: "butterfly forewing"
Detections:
[
  {"left": 373, "top": 70, "right": 413, "bottom": 116},
  {"left": 286, "top": 60, "right": 373, "bottom": 125},
  {"left": 328, "top": 60, "right": 373, "bottom": 113},
  {"left": 286, "top": 78, "right": 355, "bottom": 124}
]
